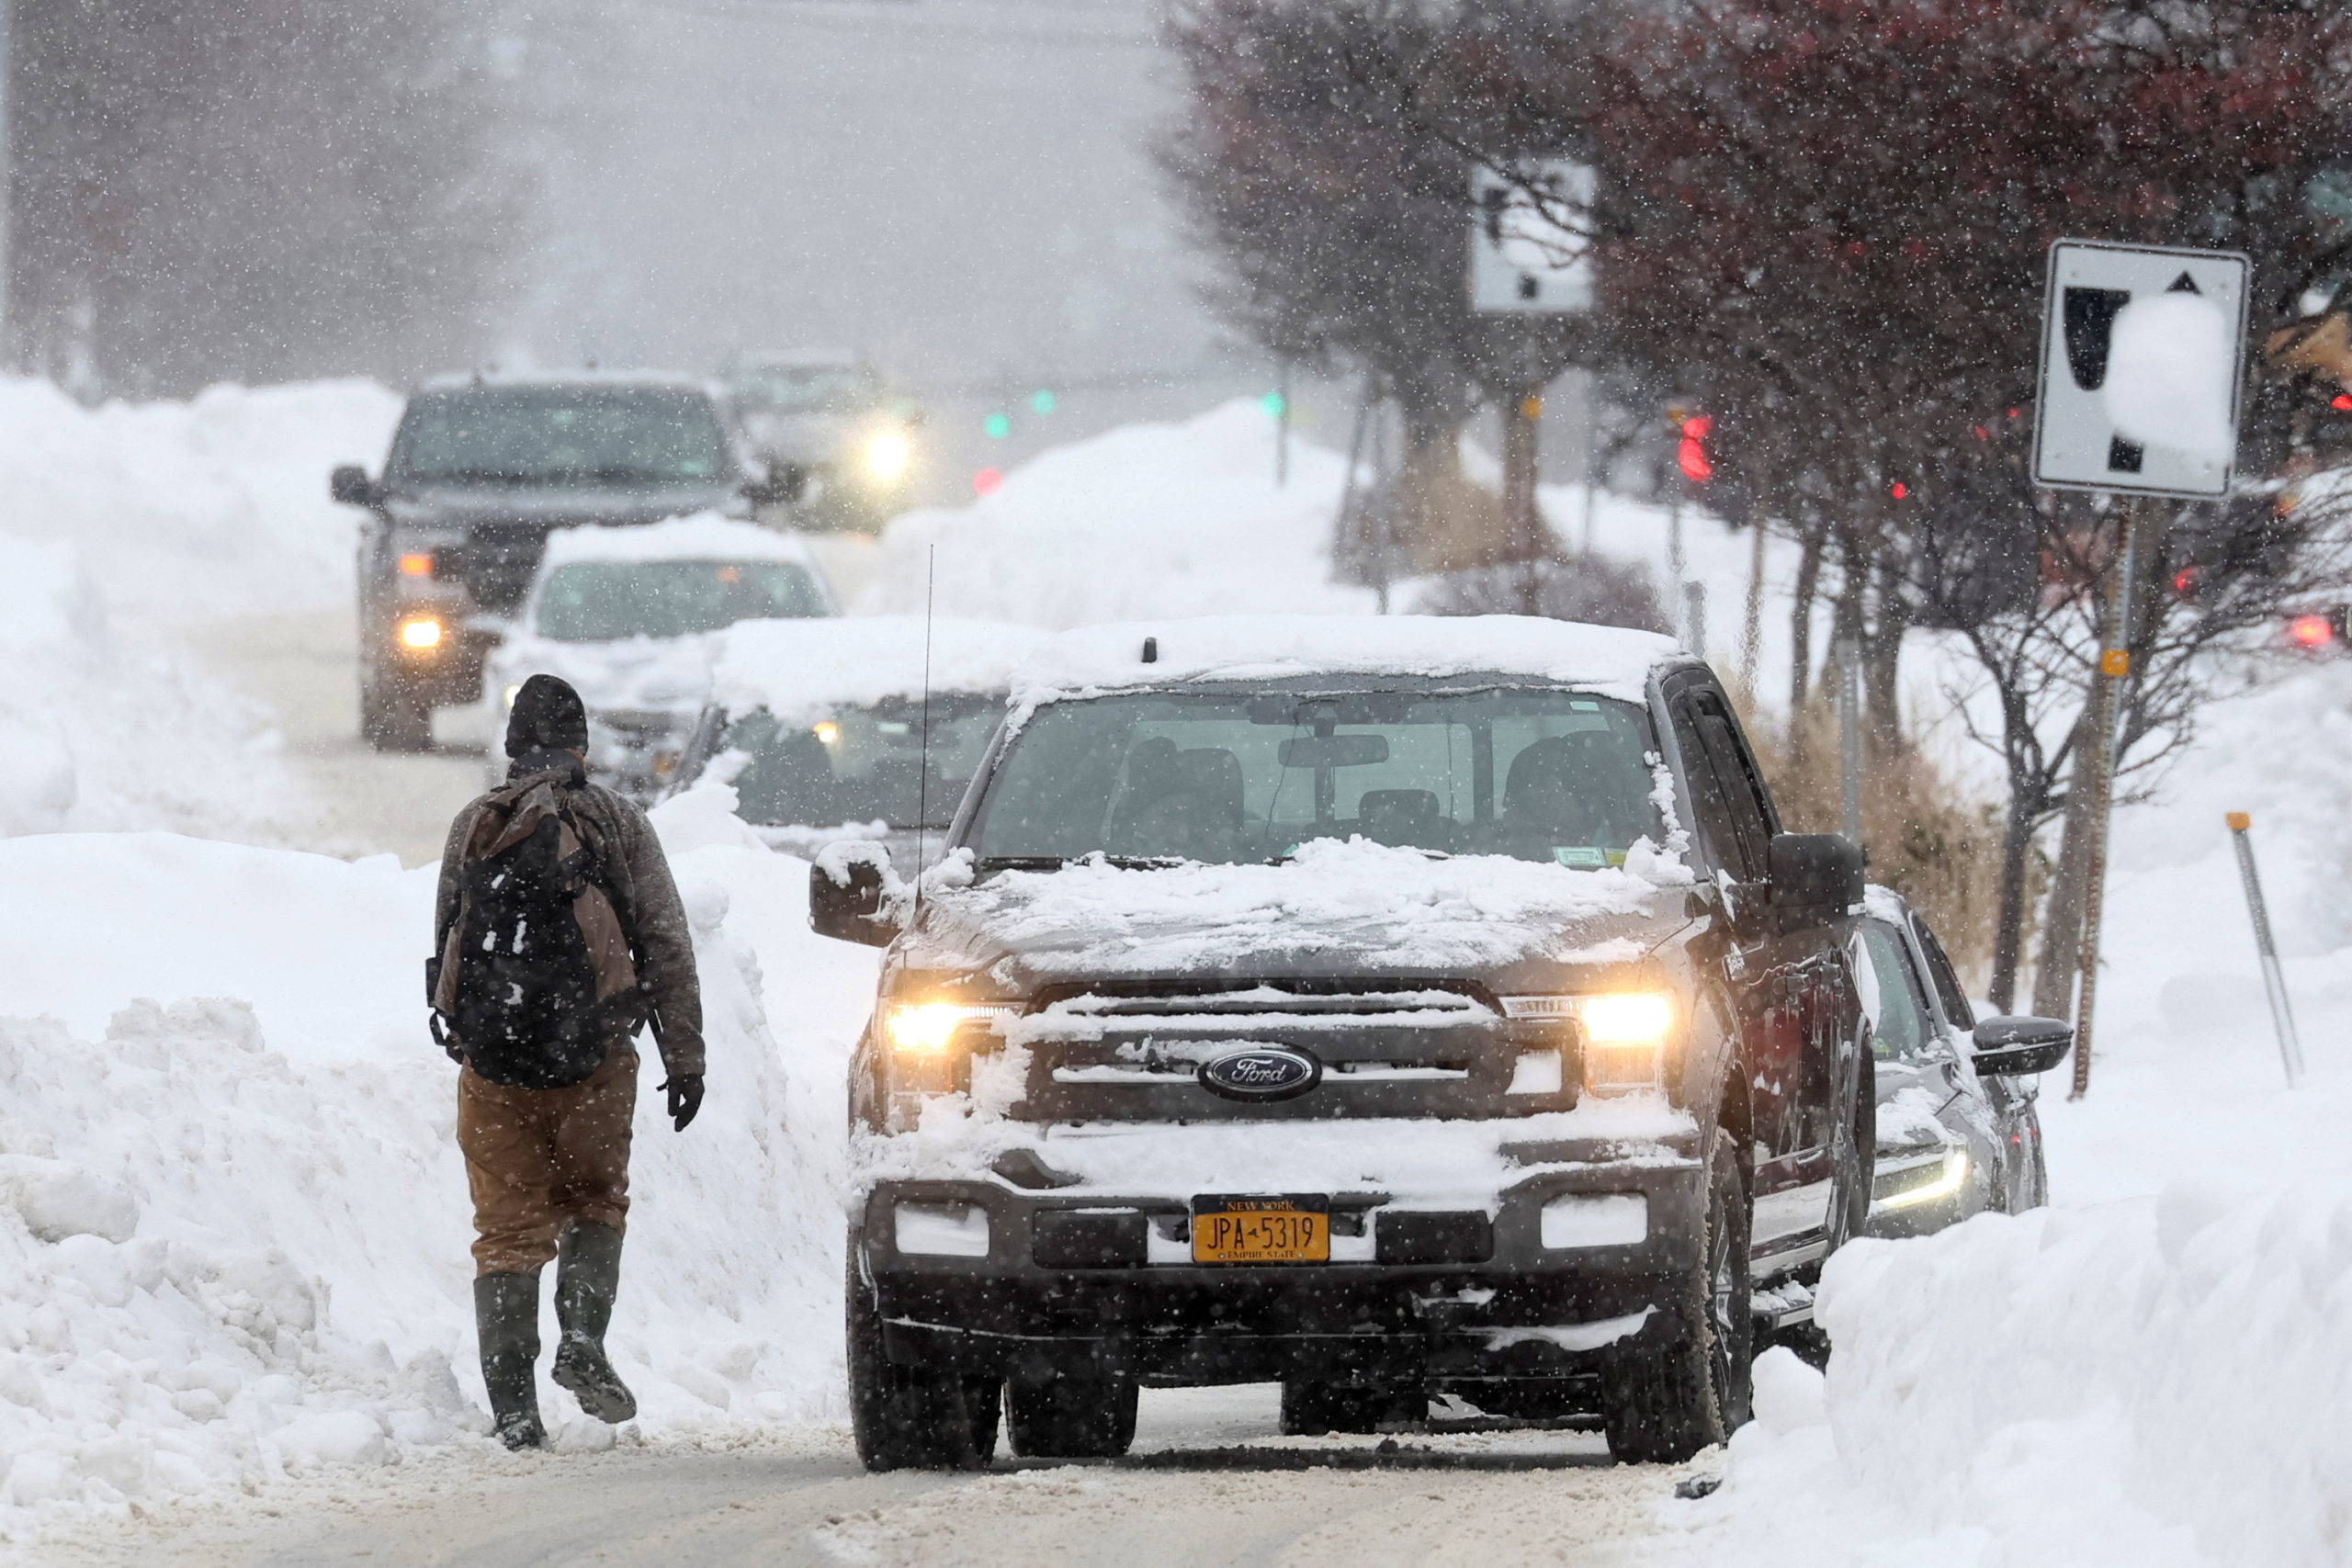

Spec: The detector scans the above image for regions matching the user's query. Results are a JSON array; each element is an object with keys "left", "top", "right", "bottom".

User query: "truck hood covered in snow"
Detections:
[{"left": 896, "top": 836, "right": 1694, "bottom": 992}]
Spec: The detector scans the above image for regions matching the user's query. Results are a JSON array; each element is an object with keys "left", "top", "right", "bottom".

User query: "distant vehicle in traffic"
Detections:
[
  {"left": 1856, "top": 887, "right": 2071, "bottom": 1237},
  {"left": 331, "top": 372, "right": 799, "bottom": 750},
  {"left": 721, "top": 351, "right": 921, "bottom": 534},
  {"left": 809, "top": 614, "right": 1875, "bottom": 1470},
  {"left": 482, "top": 513, "right": 835, "bottom": 800},
  {"left": 666, "top": 616, "right": 1045, "bottom": 869}
]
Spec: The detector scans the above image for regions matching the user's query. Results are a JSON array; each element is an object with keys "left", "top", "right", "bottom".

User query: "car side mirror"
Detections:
[
  {"left": 1971, "top": 1015, "right": 2074, "bottom": 1077},
  {"left": 743, "top": 460, "right": 807, "bottom": 506},
  {"left": 1767, "top": 832, "right": 1863, "bottom": 925},
  {"left": 809, "top": 840, "right": 903, "bottom": 947},
  {"left": 331, "top": 464, "right": 379, "bottom": 506}
]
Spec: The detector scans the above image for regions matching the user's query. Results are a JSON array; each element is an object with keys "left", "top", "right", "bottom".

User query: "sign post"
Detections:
[
  {"left": 1469, "top": 161, "right": 1592, "bottom": 564},
  {"left": 2032, "top": 241, "right": 2249, "bottom": 1097}
]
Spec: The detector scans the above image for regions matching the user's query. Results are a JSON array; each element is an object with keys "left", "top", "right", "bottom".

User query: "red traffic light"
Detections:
[
  {"left": 972, "top": 468, "right": 1004, "bottom": 497},
  {"left": 1677, "top": 414, "right": 1713, "bottom": 483},
  {"left": 2290, "top": 613, "right": 2336, "bottom": 649}
]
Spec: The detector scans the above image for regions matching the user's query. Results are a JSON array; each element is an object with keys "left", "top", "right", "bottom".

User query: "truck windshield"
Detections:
[
  {"left": 971, "top": 688, "right": 1662, "bottom": 867},
  {"left": 729, "top": 363, "right": 876, "bottom": 414},
  {"left": 722, "top": 694, "right": 1004, "bottom": 829},
  {"left": 535, "top": 559, "right": 829, "bottom": 641},
  {"left": 391, "top": 387, "right": 731, "bottom": 486}
]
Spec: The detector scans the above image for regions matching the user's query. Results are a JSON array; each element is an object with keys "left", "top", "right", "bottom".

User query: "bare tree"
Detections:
[{"left": 6, "top": 0, "right": 527, "bottom": 395}]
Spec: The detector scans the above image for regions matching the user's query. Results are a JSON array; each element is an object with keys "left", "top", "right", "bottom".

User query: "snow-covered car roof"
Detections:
[
  {"left": 413, "top": 368, "right": 718, "bottom": 394},
  {"left": 708, "top": 615, "right": 1048, "bottom": 721},
  {"left": 537, "top": 513, "right": 820, "bottom": 572},
  {"left": 1012, "top": 614, "right": 1686, "bottom": 708}
]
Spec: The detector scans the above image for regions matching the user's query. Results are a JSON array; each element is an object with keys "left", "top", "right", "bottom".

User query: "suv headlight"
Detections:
[{"left": 1501, "top": 991, "right": 1677, "bottom": 1095}]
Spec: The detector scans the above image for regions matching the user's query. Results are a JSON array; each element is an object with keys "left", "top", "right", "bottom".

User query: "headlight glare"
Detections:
[
  {"left": 397, "top": 617, "right": 444, "bottom": 650},
  {"left": 884, "top": 1001, "right": 1009, "bottom": 1055},
  {"left": 863, "top": 431, "right": 910, "bottom": 481}
]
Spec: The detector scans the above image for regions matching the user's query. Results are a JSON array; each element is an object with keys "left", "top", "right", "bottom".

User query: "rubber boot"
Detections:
[
  {"left": 474, "top": 1271, "right": 546, "bottom": 1450},
  {"left": 550, "top": 1222, "right": 638, "bottom": 1423}
]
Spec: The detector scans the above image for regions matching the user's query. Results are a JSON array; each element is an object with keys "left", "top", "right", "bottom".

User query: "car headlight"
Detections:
[
  {"left": 883, "top": 1001, "right": 1012, "bottom": 1055},
  {"left": 397, "top": 617, "right": 444, "bottom": 651},
  {"left": 862, "top": 431, "right": 910, "bottom": 482},
  {"left": 1502, "top": 991, "right": 1677, "bottom": 1095},
  {"left": 1875, "top": 1146, "right": 1970, "bottom": 1211}
]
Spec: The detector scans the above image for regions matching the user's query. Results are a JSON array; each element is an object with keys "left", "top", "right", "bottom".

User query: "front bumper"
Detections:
[{"left": 855, "top": 1139, "right": 1705, "bottom": 1388}]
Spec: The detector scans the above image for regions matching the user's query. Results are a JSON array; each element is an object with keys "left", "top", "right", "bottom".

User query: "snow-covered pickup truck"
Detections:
[{"left": 808, "top": 615, "right": 1871, "bottom": 1469}]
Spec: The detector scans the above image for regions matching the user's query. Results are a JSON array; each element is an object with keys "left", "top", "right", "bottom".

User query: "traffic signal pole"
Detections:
[{"left": 2069, "top": 498, "right": 2143, "bottom": 1100}]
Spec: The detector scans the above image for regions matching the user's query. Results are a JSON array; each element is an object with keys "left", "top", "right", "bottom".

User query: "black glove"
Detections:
[{"left": 661, "top": 1074, "right": 704, "bottom": 1133}]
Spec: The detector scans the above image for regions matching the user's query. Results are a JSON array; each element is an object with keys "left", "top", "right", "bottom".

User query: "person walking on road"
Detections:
[{"left": 430, "top": 673, "right": 705, "bottom": 1450}]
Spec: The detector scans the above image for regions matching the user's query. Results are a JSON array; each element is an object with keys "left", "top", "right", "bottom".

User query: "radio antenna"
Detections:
[{"left": 914, "top": 545, "right": 936, "bottom": 908}]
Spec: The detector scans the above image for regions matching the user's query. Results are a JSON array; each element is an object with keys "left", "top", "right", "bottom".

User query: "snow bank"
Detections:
[
  {"left": 0, "top": 822, "right": 878, "bottom": 1538},
  {"left": 854, "top": 400, "right": 1380, "bottom": 626},
  {"left": 0, "top": 378, "right": 401, "bottom": 617},
  {"left": 0, "top": 538, "right": 305, "bottom": 842}
]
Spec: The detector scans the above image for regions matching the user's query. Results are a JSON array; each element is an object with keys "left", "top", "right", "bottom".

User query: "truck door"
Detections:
[{"left": 1666, "top": 682, "right": 1845, "bottom": 1260}]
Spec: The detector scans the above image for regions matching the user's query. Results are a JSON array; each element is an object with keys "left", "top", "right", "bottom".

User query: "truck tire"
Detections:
[
  {"left": 1279, "top": 1379, "right": 1420, "bottom": 1435},
  {"left": 845, "top": 1252, "right": 987, "bottom": 1472},
  {"left": 1600, "top": 1130, "right": 1753, "bottom": 1463},
  {"left": 360, "top": 676, "right": 434, "bottom": 752},
  {"left": 1004, "top": 1370, "right": 1137, "bottom": 1459},
  {"left": 1823, "top": 1052, "right": 1876, "bottom": 1254}
]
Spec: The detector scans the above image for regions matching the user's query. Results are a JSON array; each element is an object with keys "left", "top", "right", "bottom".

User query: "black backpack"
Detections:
[{"left": 429, "top": 773, "right": 643, "bottom": 1089}]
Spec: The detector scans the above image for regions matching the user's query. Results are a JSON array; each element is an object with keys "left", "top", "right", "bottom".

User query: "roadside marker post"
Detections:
[{"left": 2225, "top": 812, "right": 2306, "bottom": 1087}]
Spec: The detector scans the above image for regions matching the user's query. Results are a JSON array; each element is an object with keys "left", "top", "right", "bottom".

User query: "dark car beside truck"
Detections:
[
  {"left": 808, "top": 615, "right": 1881, "bottom": 1468},
  {"left": 329, "top": 373, "right": 796, "bottom": 750}
]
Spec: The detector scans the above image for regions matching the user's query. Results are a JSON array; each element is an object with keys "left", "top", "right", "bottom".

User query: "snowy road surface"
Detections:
[
  {"left": 31, "top": 1389, "right": 1673, "bottom": 1566},
  {"left": 175, "top": 609, "right": 492, "bottom": 866}
]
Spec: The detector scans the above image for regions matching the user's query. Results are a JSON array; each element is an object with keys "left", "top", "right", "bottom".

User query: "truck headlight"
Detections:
[
  {"left": 1502, "top": 991, "right": 1676, "bottom": 1095},
  {"left": 863, "top": 431, "right": 910, "bottom": 483},
  {"left": 397, "top": 617, "right": 445, "bottom": 651},
  {"left": 883, "top": 1001, "right": 1011, "bottom": 1055}
]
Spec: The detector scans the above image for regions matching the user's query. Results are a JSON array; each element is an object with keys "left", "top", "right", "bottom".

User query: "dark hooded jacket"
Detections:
[{"left": 435, "top": 752, "right": 706, "bottom": 1079}]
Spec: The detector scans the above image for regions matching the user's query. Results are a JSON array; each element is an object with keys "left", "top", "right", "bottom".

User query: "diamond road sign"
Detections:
[
  {"left": 2033, "top": 240, "right": 2249, "bottom": 498},
  {"left": 1469, "top": 161, "right": 1593, "bottom": 314}
]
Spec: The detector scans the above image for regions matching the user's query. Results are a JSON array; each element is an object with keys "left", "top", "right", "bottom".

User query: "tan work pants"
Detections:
[{"left": 457, "top": 1048, "right": 637, "bottom": 1275}]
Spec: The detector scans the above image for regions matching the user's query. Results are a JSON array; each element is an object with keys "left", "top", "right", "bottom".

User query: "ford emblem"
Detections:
[{"left": 1199, "top": 1045, "right": 1322, "bottom": 1101}]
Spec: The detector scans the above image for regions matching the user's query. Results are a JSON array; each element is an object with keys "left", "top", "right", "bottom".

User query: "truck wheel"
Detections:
[
  {"left": 360, "top": 677, "right": 434, "bottom": 752},
  {"left": 1601, "top": 1130, "right": 1753, "bottom": 1463},
  {"left": 845, "top": 1253, "right": 984, "bottom": 1472},
  {"left": 1823, "top": 1053, "right": 1876, "bottom": 1254},
  {"left": 1280, "top": 1379, "right": 1419, "bottom": 1435},
  {"left": 1004, "top": 1370, "right": 1137, "bottom": 1459}
]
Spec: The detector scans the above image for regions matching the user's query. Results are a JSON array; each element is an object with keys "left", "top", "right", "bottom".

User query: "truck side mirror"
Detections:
[
  {"left": 331, "top": 464, "right": 379, "bottom": 506},
  {"left": 1768, "top": 832, "right": 1863, "bottom": 925},
  {"left": 744, "top": 460, "right": 807, "bottom": 506},
  {"left": 809, "top": 840, "right": 903, "bottom": 947},
  {"left": 1970, "top": 1015, "right": 2074, "bottom": 1077}
]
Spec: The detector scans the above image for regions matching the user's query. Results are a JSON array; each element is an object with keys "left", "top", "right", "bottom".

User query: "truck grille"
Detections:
[{"left": 1001, "top": 981, "right": 1578, "bottom": 1123}]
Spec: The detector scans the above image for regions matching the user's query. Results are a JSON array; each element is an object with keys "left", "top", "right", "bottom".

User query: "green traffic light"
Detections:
[
  {"left": 1030, "top": 389, "right": 1057, "bottom": 415},
  {"left": 1259, "top": 390, "right": 1286, "bottom": 419},
  {"left": 984, "top": 412, "right": 1011, "bottom": 439}
]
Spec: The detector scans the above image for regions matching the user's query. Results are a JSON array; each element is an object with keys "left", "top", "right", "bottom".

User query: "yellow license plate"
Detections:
[{"left": 1191, "top": 1195, "right": 1329, "bottom": 1264}]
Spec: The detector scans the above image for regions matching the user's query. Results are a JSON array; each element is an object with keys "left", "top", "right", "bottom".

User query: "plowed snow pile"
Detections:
[
  {"left": 1650, "top": 662, "right": 2352, "bottom": 1568},
  {"left": 0, "top": 378, "right": 401, "bottom": 842},
  {"left": 0, "top": 791, "right": 876, "bottom": 1538}
]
